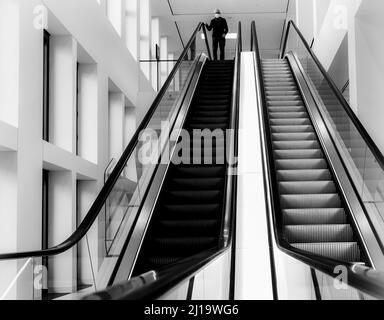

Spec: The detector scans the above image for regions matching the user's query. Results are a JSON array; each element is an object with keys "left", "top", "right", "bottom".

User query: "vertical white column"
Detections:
[
  {"left": 109, "top": 92, "right": 125, "bottom": 160},
  {"left": 48, "top": 171, "right": 76, "bottom": 293},
  {"left": 124, "top": 106, "right": 138, "bottom": 180},
  {"left": 107, "top": 0, "right": 123, "bottom": 37},
  {"left": 77, "top": 180, "right": 98, "bottom": 287},
  {"left": 78, "top": 64, "right": 98, "bottom": 164},
  {"left": 0, "top": 4, "right": 19, "bottom": 299},
  {"left": 125, "top": 0, "right": 139, "bottom": 60},
  {"left": 98, "top": 0, "right": 107, "bottom": 14},
  {"left": 140, "top": 0, "right": 151, "bottom": 80},
  {"left": 160, "top": 37, "right": 168, "bottom": 87},
  {"left": 15, "top": 0, "right": 44, "bottom": 299},
  {"left": 0, "top": 0, "right": 19, "bottom": 127},
  {"left": 49, "top": 36, "right": 77, "bottom": 153},
  {"left": 296, "top": 0, "right": 315, "bottom": 44},
  {"left": 0, "top": 152, "right": 18, "bottom": 299},
  {"left": 151, "top": 18, "right": 160, "bottom": 90},
  {"left": 121, "top": 0, "right": 127, "bottom": 42},
  {"left": 168, "top": 53, "right": 175, "bottom": 91}
]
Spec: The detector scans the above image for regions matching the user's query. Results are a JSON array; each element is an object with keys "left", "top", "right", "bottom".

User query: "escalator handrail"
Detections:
[
  {"left": 84, "top": 21, "right": 243, "bottom": 301},
  {"left": 0, "top": 22, "right": 210, "bottom": 261},
  {"left": 201, "top": 24, "right": 213, "bottom": 61},
  {"left": 281, "top": 20, "right": 384, "bottom": 173},
  {"left": 252, "top": 21, "right": 384, "bottom": 299}
]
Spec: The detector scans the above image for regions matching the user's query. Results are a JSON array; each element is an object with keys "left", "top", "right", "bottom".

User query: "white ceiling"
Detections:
[{"left": 151, "top": 0, "right": 290, "bottom": 58}]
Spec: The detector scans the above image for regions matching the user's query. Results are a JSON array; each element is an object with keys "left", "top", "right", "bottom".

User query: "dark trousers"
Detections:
[{"left": 212, "top": 37, "right": 226, "bottom": 60}]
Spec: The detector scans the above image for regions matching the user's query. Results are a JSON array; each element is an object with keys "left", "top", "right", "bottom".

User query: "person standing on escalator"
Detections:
[{"left": 205, "top": 9, "right": 229, "bottom": 61}]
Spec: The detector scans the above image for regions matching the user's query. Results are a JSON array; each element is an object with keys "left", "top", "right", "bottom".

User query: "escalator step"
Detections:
[
  {"left": 169, "top": 178, "right": 224, "bottom": 190},
  {"left": 156, "top": 219, "right": 220, "bottom": 236},
  {"left": 151, "top": 237, "right": 218, "bottom": 253},
  {"left": 278, "top": 181, "right": 336, "bottom": 194},
  {"left": 269, "top": 112, "right": 307, "bottom": 119},
  {"left": 165, "top": 190, "right": 222, "bottom": 203},
  {"left": 274, "top": 149, "right": 323, "bottom": 159},
  {"left": 161, "top": 204, "right": 221, "bottom": 219},
  {"left": 262, "top": 59, "right": 365, "bottom": 264},
  {"left": 273, "top": 140, "right": 320, "bottom": 150},
  {"left": 275, "top": 159, "right": 328, "bottom": 170},
  {"left": 188, "top": 123, "right": 228, "bottom": 130},
  {"left": 277, "top": 169, "right": 332, "bottom": 181},
  {"left": 272, "top": 132, "right": 316, "bottom": 141},
  {"left": 284, "top": 225, "right": 354, "bottom": 243},
  {"left": 283, "top": 208, "right": 347, "bottom": 225},
  {"left": 172, "top": 165, "right": 225, "bottom": 177},
  {"left": 133, "top": 60, "right": 234, "bottom": 276},
  {"left": 280, "top": 193, "right": 342, "bottom": 209},
  {"left": 270, "top": 118, "right": 311, "bottom": 126},
  {"left": 292, "top": 242, "right": 361, "bottom": 262},
  {"left": 271, "top": 125, "right": 314, "bottom": 133},
  {"left": 268, "top": 106, "right": 306, "bottom": 113}
]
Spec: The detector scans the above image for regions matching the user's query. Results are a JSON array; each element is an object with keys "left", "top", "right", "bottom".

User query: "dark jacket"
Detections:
[{"left": 206, "top": 17, "right": 229, "bottom": 38}]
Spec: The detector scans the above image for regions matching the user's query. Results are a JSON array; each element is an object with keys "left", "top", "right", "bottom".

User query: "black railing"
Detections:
[
  {"left": 0, "top": 22, "right": 211, "bottom": 262},
  {"left": 251, "top": 20, "right": 384, "bottom": 299},
  {"left": 84, "top": 21, "right": 242, "bottom": 301},
  {"left": 341, "top": 80, "right": 350, "bottom": 94},
  {"left": 281, "top": 20, "right": 384, "bottom": 172},
  {"left": 140, "top": 24, "right": 212, "bottom": 91}
]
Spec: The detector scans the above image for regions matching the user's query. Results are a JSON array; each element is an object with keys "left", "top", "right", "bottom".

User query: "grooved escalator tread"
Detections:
[
  {"left": 262, "top": 59, "right": 365, "bottom": 264},
  {"left": 133, "top": 60, "right": 234, "bottom": 276}
]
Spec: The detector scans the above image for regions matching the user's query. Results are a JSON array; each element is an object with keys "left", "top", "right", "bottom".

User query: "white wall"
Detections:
[
  {"left": 0, "top": 0, "right": 19, "bottom": 127},
  {"left": 48, "top": 171, "right": 77, "bottom": 293},
  {"left": 0, "top": 0, "right": 157, "bottom": 299},
  {"left": 109, "top": 92, "right": 125, "bottom": 160},
  {"left": 78, "top": 64, "right": 98, "bottom": 163},
  {"left": 313, "top": 0, "right": 362, "bottom": 71},
  {"left": 107, "top": 0, "right": 123, "bottom": 36},
  {"left": 0, "top": 152, "right": 18, "bottom": 298},
  {"left": 151, "top": 18, "right": 160, "bottom": 90},
  {"left": 327, "top": 34, "right": 349, "bottom": 90},
  {"left": 49, "top": 35, "right": 76, "bottom": 153},
  {"left": 354, "top": 0, "right": 384, "bottom": 154},
  {"left": 125, "top": 0, "right": 139, "bottom": 60},
  {"left": 296, "top": 0, "right": 315, "bottom": 44},
  {"left": 140, "top": 0, "right": 151, "bottom": 81},
  {"left": 314, "top": 0, "right": 331, "bottom": 40},
  {"left": 160, "top": 37, "right": 168, "bottom": 87}
]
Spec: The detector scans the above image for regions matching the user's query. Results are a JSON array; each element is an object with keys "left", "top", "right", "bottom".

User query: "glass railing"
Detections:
[
  {"left": 83, "top": 21, "right": 242, "bottom": 301},
  {"left": 0, "top": 23, "right": 211, "bottom": 300},
  {"left": 140, "top": 25, "right": 212, "bottom": 92},
  {"left": 271, "top": 248, "right": 378, "bottom": 300},
  {"left": 281, "top": 21, "right": 384, "bottom": 245}
]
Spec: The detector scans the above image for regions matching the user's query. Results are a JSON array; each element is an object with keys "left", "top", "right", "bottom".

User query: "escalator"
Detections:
[
  {"left": 133, "top": 61, "right": 234, "bottom": 275},
  {"left": 0, "top": 22, "right": 241, "bottom": 301},
  {"left": 262, "top": 58, "right": 363, "bottom": 263},
  {"left": 84, "top": 20, "right": 384, "bottom": 300},
  {"left": 251, "top": 20, "right": 384, "bottom": 299},
  {"left": 2, "top": 18, "right": 384, "bottom": 301}
]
